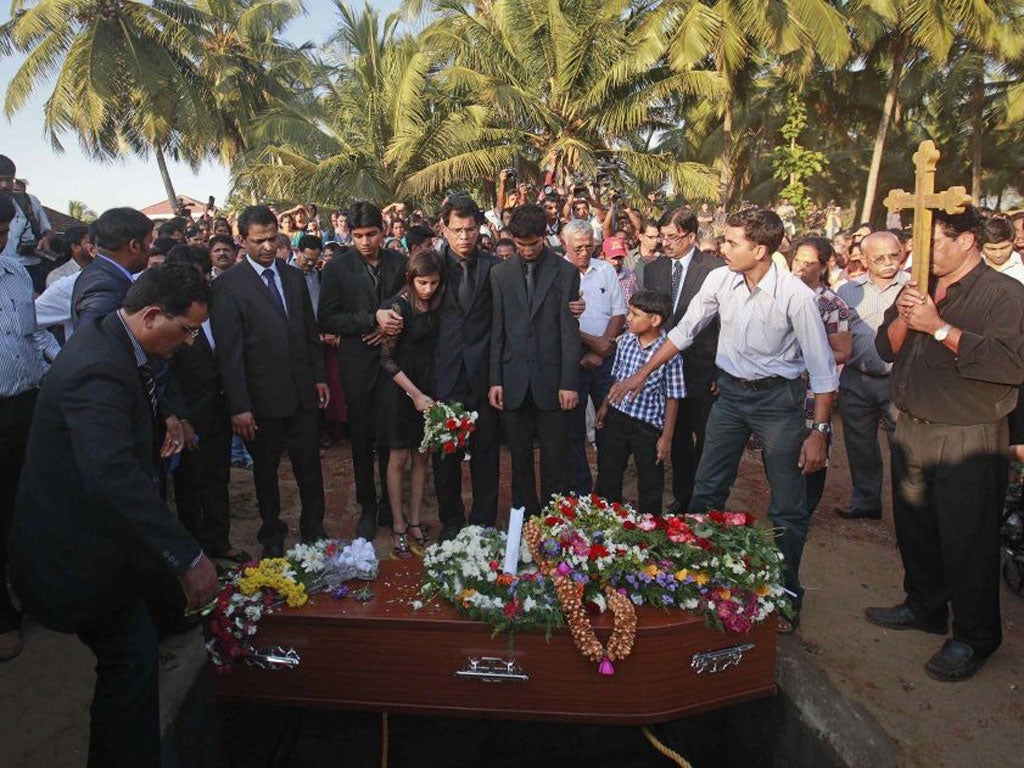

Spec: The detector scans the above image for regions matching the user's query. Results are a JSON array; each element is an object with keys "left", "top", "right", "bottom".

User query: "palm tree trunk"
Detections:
[
  {"left": 860, "top": 43, "right": 905, "bottom": 225},
  {"left": 155, "top": 145, "right": 178, "bottom": 213},
  {"left": 720, "top": 96, "right": 734, "bottom": 207},
  {"left": 971, "top": 73, "right": 984, "bottom": 201}
]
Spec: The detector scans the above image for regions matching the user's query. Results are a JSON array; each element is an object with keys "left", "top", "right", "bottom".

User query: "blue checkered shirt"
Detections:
[{"left": 610, "top": 332, "right": 686, "bottom": 429}]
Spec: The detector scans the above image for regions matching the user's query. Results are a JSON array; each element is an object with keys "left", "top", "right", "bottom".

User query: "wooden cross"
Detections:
[{"left": 882, "top": 140, "right": 973, "bottom": 288}]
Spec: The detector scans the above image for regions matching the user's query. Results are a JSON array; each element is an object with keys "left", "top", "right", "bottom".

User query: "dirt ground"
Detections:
[{"left": 2, "top": 419, "right": 1023, "bottom": 766}]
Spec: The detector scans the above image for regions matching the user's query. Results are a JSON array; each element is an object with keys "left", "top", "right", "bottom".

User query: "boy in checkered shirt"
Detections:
[{"left": 595, "top": 291, "right": 686, "bottom": 514}]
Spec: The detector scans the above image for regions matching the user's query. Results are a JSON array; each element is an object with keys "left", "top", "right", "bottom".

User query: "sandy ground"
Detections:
[{"left": 2, "top": 419, "right": 1023, "bottom": 767}]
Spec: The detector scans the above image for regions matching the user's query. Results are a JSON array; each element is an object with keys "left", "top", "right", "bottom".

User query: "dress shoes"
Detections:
[
  {"left": 301, "top": 529, "right": 328, "bottom": 544},
  {"left": 665, "top": 499, "right": 686, "bottom": 516},
  {"left": 0, "top": 629, "right": 23, "bottom": 662},
  {"left": 864, "top": 604, "right": 947, "bottom": 635},
  {"left": 836, "top": 506, "right": 882, "bottom": 520},
  {"left": 355, "top": 509, "right": 378, "bottom": 542},
  {"left": 925, "top": 639, "right": 987, "bottom": 682},
  {"left": 261, "top": 541, "right": 285, "bottom": 559}
]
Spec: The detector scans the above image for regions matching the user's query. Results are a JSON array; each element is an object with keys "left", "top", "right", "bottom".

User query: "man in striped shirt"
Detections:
[{"left": 0, "top": 193, "right": 59, "bottom": 662}]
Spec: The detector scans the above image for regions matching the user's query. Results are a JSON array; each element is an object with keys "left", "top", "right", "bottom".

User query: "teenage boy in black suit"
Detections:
[
  {"left": 489, "top": 204, "right": 582, "bottom": 515},
  {"left": 210, "top": 206, "right": 329, "bottom": 558},
  {"left": 10, "top": 265, "right": 219, "bottom": 768},
  {"left": 318, "top": 201, "right": 406, "bottom": 540}
]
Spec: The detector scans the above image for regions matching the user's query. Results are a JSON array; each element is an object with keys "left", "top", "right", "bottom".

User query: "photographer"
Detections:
[{"left": 0, "top": 156, "right": 53, "bottom": 293}]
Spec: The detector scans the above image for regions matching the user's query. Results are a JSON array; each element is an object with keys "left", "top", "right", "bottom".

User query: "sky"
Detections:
[{"left": 0, "top": 0, "right": 402, "bottom": 217}]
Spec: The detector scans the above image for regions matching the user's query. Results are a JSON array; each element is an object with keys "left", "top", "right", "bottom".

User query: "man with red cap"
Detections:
[{"left": 602, "top": 236, "right": 638, "bottom": 304}]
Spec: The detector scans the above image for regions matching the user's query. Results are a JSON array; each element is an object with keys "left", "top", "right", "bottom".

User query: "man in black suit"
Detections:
[
  {"left": 642, "top": 208, "right": 722, "bottom": 512},
  {"left": 319, "top": 201, "right": 406, "bottom": 540},
  {"left": 210, "top": 205, "right": 329, "bottom": 558},
  {"left": 431, "top": 195, "right": 501, "bottom": 538},
  {"left": 166, "top": 246, "right": 247, "bottom": 562},
  {"left": 9, "top": 265, "right": 219, "bottom": 767},
  {"left": 490, "top": 204, "right": 581, "bottom": 515}
]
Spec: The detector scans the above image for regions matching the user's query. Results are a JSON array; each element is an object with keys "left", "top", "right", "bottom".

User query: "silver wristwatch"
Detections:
[
  {"left": 812, "top": 422, "right": 832, "bottom": 435},
  {"left": 933, "top": 323, "right": 953, "bottom": 342}
]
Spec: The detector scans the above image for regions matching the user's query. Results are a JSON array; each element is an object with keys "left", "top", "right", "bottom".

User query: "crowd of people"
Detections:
[{"left": 2, "top": 150, "right": 1024, "bottom": 764}]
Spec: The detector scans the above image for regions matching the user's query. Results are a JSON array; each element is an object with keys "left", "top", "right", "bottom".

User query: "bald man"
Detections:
[{"left": 835, "top": 231, "right": 909, "bottom": 519}]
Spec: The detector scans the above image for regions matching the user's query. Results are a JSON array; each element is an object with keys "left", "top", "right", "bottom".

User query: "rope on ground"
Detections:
[
  {"left": 641, "top": 725, "right": 694, "bottom": 768},
  {"left": 381, "top": 711, "right": 389, "bottom": 768}
]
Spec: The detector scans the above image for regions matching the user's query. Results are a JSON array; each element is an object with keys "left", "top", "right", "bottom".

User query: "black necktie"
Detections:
[
  {"left": 525, "top": 261, "right": 536, "bottom": 304},
  {"left": 458, "top": 260, "right": 472, "bottom": 311},
  {"left": 263, "top": 268, "right": 286, "bottom": 313},
  {"left": 140, "top": 362, "right": 158, "bottom": 420},
  {"left": 671, "top": 260, "right": 683, "bottom": 309}
]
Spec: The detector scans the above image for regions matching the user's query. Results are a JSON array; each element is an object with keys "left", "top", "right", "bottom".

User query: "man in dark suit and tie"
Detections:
[
  {"left": 166, "top": 246, "right": 247, "bottom": 562},
  {"left": 210, "top": 205, "right": 330, "bottom": 558},
  {"left": 319, "top": 201, "right": 406, "bottom": 541},
  {"left": 642, "top": 208, "right": 722, "bottom": 512},
  {"left": 489, "top": 204, "right": 582, "bottom": 515},
  {"left": 72, "top": 207, "right": 152, "bottom": 326},
  {"left": 9, "top": 264, "right": 219, "bottom": 767},
  {"left": 432, "top": 195, "right": 501, "bottom": 538}
]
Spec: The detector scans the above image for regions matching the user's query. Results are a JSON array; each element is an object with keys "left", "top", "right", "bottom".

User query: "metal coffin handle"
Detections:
[
  {"left": 690, "top": 643, "right": 755, "bottom": 675},
  {"left": 245, "top": 645, "right": 301, "bottom": 671},
  {"left": 455, "top": 656, "right": 529, "bottom": 683}
]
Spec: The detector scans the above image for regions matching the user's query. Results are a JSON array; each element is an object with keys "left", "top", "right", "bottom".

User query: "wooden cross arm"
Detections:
[{"left": 883, "top": 186, "right": 973, "bottom": 215}]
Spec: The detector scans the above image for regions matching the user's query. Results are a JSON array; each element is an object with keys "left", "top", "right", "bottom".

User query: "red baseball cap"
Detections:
[{"left": 602, "top": 237, "right": 627, "bottom": 259}]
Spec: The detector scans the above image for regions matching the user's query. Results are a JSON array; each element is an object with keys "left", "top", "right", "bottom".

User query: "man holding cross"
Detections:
[{"left": 868, "top": 205, "right": 1024, "bottom": 681}]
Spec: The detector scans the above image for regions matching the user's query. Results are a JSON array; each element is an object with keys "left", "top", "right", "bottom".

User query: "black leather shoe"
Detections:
[
  {"left": 665, "top": 499, "right": 686, "bottom": 516},
  {"left": 925, "top": 639, "right": 987, "bottom": 682},
  {"left": 439, "top": 522, "right": 463, "bottom": 543},
  {"left": 837, "top": 506, "right": 882, "bottom": 520},
  {"left": 355, "top": 510, "right": 377, "bottom": 542},
  {"left": 865, "top": 604, "right": 947, "bottom": 634},
  {"left": 301, "top": 529, "right": 328, "bottom": 544},
  {"left": 261, "top": 542, "right": 285, "bottom": 559}
]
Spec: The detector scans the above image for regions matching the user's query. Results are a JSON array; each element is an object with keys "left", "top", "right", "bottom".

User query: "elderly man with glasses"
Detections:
[{"left": 834, "top": 231, "right": 909, "bottom": 520}]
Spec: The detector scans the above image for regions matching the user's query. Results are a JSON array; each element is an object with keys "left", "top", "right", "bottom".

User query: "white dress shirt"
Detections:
[
  {"left": 667, "top": 263, "right": 839, "bottom": 394},
  {"left": 35, "top": 270, "right": 80, "bottom": 343},
  {"left": 668, "top": 247, "right": 696, "bottom": 313},
  {"left": 247, "top": 255, "right": 288, "bottom": 315},
  {"left": 575, "top": 257, "right": 626, "bottom": 337},
  {"left": 45, "top": 258, "right": 82, "bottom": 287},
  {"left": 986, "top": 252, "right": 1024, "bottom": 286}
]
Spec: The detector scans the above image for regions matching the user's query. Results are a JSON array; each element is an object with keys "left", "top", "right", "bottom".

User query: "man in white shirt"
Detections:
[
  {"left": 981, "top": 217, "right": 1024, "bottom": 285},
  {"left": 609, "top": 207, "right": 838, "bottom": 633},
  {"left": 0, "top": 156, "right": 53, "bottom": 292},
  {"left": 562, "top": 219, "right": 626, "bottom": 493},
  {"left": 45, "top": 226, "right": 93, "bottom": 287}
]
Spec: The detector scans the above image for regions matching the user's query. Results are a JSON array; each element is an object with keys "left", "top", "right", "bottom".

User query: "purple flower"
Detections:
[
  {"left": 625, "top": 574, "right": 637, "bottom": 585},
  {"left": 661, "top": 594, "right": 674, "bottom": 605},
  {"left": 542, "top": 539, "right": 561, "bottom": 557},
  {"left": 556, "top": 562, "right": 571, "bottom": 576},
  {"left": 572, "top": 572, "right": 588, "bottom": 584}
]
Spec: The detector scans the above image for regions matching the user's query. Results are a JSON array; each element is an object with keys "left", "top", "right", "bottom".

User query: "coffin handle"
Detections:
[
  {"left": 690, "top": 643, "right": 755, "bottom": 675},
  {"left": 455, "top": 656, "right": 529, "bottom": 683},
  {"left": 245, "top": 645, "right": 302, "bottom": 671}
]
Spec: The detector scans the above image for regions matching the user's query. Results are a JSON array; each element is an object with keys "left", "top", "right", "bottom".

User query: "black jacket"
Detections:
[
  {"left": 10, "top": 313, "right": 201, "bottom": 632},
  {"left": 71, "top": 255, "right": 133, "bottom": 328}
]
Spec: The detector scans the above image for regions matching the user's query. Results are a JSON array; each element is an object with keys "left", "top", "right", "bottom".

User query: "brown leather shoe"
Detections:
[{"left": 0, "top": 629, "right": 23, "bottom": 662}]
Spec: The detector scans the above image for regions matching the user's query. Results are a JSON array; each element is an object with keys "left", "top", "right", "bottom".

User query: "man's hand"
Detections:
[
  {"left": 316, "top": 383, "right": 330, "bottom": 410},
  {"left": 375, "top": 308, "right": 403, "bottom": 336},
  {"left": 586, "top": 336, "right": 615, "bottom": 359},
  {"left": 656, "top": 434, "right": 671, "bottom": 465},
  {"left": 362, "top": 330, "right": 386, "bottom": 346},
  {"left": 160, "top": 415, "right": 185, "bottom": 458},
  {"left": 489, "top": 385, "right": 504, "bottom": 410},
  {"left": 798, "top": 431, "right": 828, "bottom": 475},
  {"left": 580, "top": 351, "right": 604, "bottom": 370},
  {"left": 608, "top": 373, "right": 646, "bottom": 404},
  {"left": 904, "top": 291, "right": 943, "bottom": 335},
  {"left": 180, "top": 419, "right": 199, "bottom": 452},
  {"left": 179, "top": 554, "right": 219, "bottom": 612},
  {"left": 895, "top": 282, "right": 926, "bottom": 321},
  {"left": 595, "top": 402, "right": 608, "bottom": 429},
  {"left": 232, "top": 411, "right": 257, "bottom": 442},
  {"left": 558, "top": 389, "right": 578, "bottom": 410},
  {"left": 499, "top": 168, "right": 509, "bottom": 182},
  {"left": 320, "top": 333, "right": 340, "bottom": 347},
  {"left": 569, "top": 291, "right": 586, "bottom": 318}
]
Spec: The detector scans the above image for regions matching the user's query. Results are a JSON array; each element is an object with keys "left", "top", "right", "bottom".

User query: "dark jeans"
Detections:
[
  {"left": 0, "top": 388, "right": 37, "bottom": 632},
  {"left": 670, "top": 390, "right": 715, "bottom": 509},
  {"left": 765, "top": 434, "right": 829, "bottom": 516},
  {"left": 568, "top": 358, "right": 613, "bottom": 494},
  {"left": 690, "top": 373, "right": 809, "bottom": 608},
  {"left": 839, "top": 367, "right": 897, "bottom": 512},
  {"left": 172, "top": 398, "right": 232, "bottom": 553},
  {"left": 595, "top": 407, "right": 664, "bottom": 515},
  {"left": 77, "top": 601, "right": 161, "bottom": 768},
  {"left": 342, "top": 385, "right": 390, "bottom": 516},
  {"left": 503, "top": 391, "right": 569, "bottom": 516},
  {"left": 892, "top": 415, "right": 1006, "bottom": 656},
  {"left": 246, "top": 406, "right": 325, "bottom": 547},
  {"left": 433, "top": 387, "right": 499, "bottom": 528}
]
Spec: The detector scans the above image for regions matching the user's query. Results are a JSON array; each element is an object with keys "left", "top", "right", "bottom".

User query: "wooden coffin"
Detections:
[{"left": 213, "top": 559, "right": 777, "bottom": 724}]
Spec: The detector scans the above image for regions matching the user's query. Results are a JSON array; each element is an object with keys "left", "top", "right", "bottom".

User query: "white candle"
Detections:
[{"left": 503, "top": 507, "right": 525, "bottom": 575}]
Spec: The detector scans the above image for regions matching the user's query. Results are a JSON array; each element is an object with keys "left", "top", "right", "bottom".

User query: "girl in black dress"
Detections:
[{"left": 379, "top": 251, "right": 444, "bottom": 557}]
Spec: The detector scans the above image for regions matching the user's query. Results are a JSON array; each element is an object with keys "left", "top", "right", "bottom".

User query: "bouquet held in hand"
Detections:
[{"left": 419, "top": 401, "right": 478, "bottom": 456}]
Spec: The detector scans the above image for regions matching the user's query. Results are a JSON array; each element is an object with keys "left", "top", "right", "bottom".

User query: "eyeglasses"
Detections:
[
  {"left": 661, "top": 232, "right": 693, "bottom": 243},
  {"left": 448, "top": 226, "right": 479, "bottom": 239},
  {"left": 867, "top": 253, "right": 901, "bottom": 265},
  {"left": 173, "top": 318, "right": 202, "bottom": 339}
]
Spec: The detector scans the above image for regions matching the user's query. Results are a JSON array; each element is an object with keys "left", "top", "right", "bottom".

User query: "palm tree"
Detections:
[
  {"left": 394, "top": 0, "right": 722, "bottom": 201},
  {"left": 0, "top": 0, "right": 220, "bottom": 209},
  {"left": 68, "top": 199, "right": 97, "bottom": 223}
]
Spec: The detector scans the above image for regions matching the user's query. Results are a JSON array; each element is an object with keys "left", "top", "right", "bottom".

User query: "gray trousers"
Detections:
[
  {"left": 839, "top": 367, "right": 897, "bottom": 512},
  {"left": 690, "top": 373, "right": 809, "bottom": 608}
]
